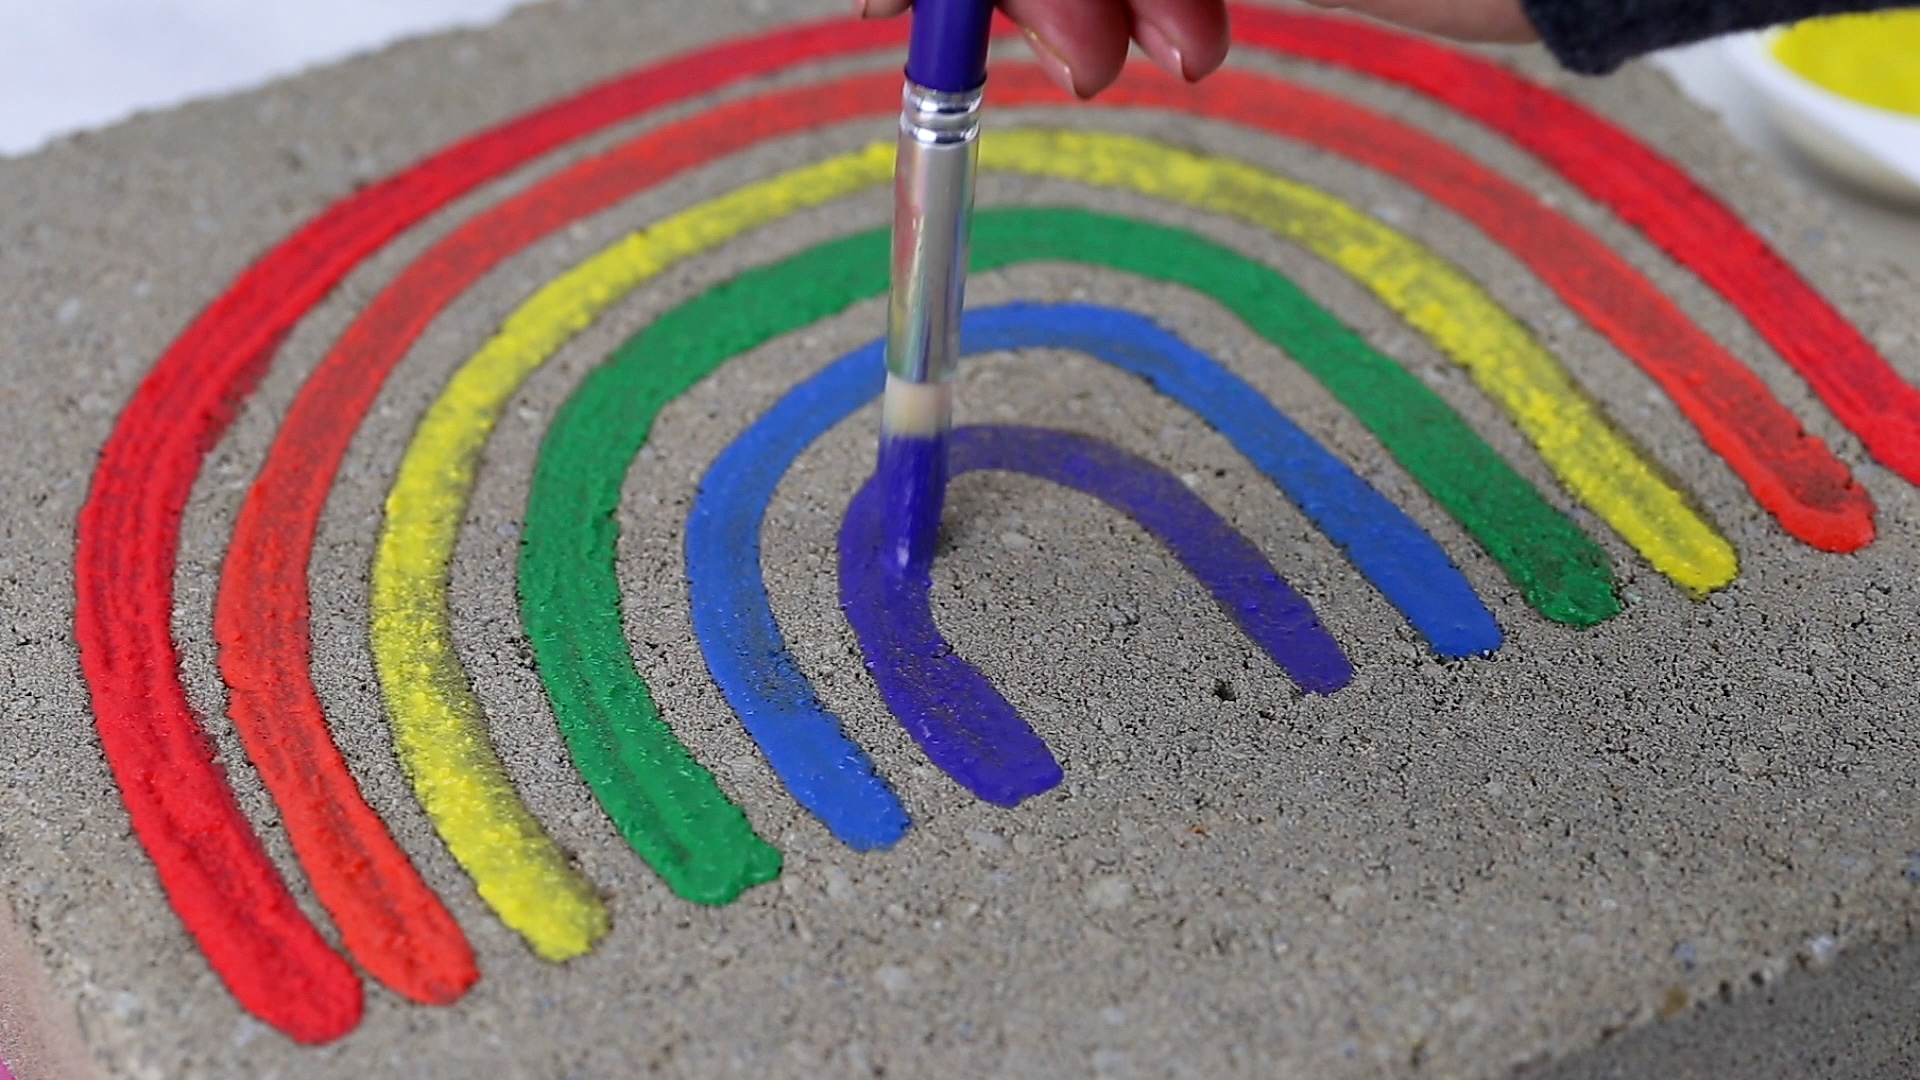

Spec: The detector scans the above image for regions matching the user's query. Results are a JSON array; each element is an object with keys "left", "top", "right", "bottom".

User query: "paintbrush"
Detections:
[{"left": 876, "top": 0, "right": 996, "bottom": 580}]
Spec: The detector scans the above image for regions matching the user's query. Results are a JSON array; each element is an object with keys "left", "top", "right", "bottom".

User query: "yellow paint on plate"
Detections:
[
  {"left": 1774, "top": 11, "right": 1920, "bottom": 116},
  {"left": 373, "top": 129, "right": 1734, "bottom": 954}
]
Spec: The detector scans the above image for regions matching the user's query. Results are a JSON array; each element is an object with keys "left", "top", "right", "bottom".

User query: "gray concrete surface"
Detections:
[{"left": 2, "top": 2, "right": 1916, "bottom": 1077}]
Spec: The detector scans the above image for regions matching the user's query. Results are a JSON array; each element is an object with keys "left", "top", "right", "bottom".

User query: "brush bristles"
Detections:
[{"left": 880, "top": 374, "right": 952, "bottom": 438}]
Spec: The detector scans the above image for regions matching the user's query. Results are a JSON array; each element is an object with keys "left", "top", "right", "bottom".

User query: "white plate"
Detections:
[{"left": 1722, "top": 29, "right": 1920, "bottom": 205}]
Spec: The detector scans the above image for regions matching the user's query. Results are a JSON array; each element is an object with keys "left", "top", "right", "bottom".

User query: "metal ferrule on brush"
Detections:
[
  {"left": 876, "top": 78, "right": 981, "bottom": 578},
  {"left": 884, "top": 79, "right": 982, "bottom": 401}
]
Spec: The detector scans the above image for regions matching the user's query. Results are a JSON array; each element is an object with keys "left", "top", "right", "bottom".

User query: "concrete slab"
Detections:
[{"left": 1, "top": 2, "right": 1915, "bottom": 1077}]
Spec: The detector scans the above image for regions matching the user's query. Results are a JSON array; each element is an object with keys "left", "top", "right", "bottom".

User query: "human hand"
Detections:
[{"left": 856, "top": 0, "right": 1232, "bottom": 99}]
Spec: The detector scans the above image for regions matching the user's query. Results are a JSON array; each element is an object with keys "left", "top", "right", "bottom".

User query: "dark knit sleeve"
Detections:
[{"left": 1522, "top": 0, "right": 1919, "bottom": 73}]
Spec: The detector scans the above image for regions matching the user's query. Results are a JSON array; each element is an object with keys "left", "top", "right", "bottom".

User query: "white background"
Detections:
[{"left": 0, "top": 0, "right": 527, "bottom": 156}]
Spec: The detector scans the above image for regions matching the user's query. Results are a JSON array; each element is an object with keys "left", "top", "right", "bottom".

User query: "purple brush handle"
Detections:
[{"left": 906, "top": 0, "right": 997, "bottom": 92}]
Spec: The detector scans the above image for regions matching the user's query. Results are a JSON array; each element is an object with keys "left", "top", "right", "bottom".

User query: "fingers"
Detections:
[
  {"left": 1005, "top": 0, "right": 1230, "bottom": 96},
  {"left": 1126, "top": 0, "right": 1231, "bottom": 82},
  {"left": 852, "top": 0, "right": 1236, "bottom": 99},
  {"left": 1000, "top": 0, "right": 1135, "bottom": 98}
]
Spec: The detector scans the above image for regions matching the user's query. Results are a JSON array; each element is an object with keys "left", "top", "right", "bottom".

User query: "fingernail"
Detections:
[
  {"left": 1023, "top": 28, "right": 1085, "bottom": 99},
  {"left": 1133, "top": 19, "right": 1190, "bottom": 81}
]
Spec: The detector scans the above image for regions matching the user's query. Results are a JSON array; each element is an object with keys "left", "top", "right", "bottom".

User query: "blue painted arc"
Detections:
[
  {"left": 687, "top": 363, "right": 914, "bottom": 852},
  {"left": 685, "top": 302, "right": 1500, "bottom": 848}
]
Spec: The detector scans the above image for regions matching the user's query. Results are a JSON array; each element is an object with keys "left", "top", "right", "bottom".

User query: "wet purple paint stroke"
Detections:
[{"left": 840, "top": 424, "right": 1353, "bottom": 806}]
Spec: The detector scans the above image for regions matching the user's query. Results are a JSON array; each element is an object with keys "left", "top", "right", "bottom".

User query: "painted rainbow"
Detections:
[{"left": 72, "top": 8, "right": 1912, "bottom": 1044}]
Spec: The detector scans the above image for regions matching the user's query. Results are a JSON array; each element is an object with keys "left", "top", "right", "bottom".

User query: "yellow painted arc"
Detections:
[
  {"left": 982, "top": 129, "right": 1735, "bottom": 594},
  {"left": 369, "top": 142, "right": 895, "bottom": 959},
  {"left": 372, "top": 129, "right": 1734, "bottom": 954}
]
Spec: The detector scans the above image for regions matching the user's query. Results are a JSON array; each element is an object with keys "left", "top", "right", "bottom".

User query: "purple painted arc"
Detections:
[
  {"left": 943, "top": 426, "right": 1354, "bottom": 696},
  {"left": 843, "top": 436, "right": 1062, "bottom": 808},
  {"left": 841, "top": 424, "right": 1352, "bottom": 806}
]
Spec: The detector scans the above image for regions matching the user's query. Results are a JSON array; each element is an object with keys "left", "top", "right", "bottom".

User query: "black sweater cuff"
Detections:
[{"left": 1522, "top": 0, "right": 1911, "bottom": 74}]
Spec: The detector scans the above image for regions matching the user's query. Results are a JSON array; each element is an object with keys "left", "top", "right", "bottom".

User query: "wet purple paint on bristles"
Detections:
[
  {"left": 842, "top": 425, "right": 1351, "bottom": 804},
  {"left": 874, "top": 431, "right": 950, "bottom": 581}
]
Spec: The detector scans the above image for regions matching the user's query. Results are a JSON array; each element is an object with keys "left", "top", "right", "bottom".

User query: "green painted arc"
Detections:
[{"left": 519, "top": 207, "right": 1621, "bottom": 903}]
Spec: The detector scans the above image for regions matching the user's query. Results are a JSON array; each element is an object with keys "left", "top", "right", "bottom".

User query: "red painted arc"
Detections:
[
  {"left": 221, "top": 58, "right": 1877, "bottom": 1010},
  {"left": 74, "top": 6, "right": 1909, "bottom": 1043},
  {"left": 1235, "top": 6, "right": 1920, "bottom": 485},
  {"left": 1099, "top": 73, "right": 1872, "bottom": 552},
  {"left": 210, "top": 68, "right": 911, "bottom": 1009},
  {"left": 74, "top": 14, "right": 918, "bottom": 1043}
]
